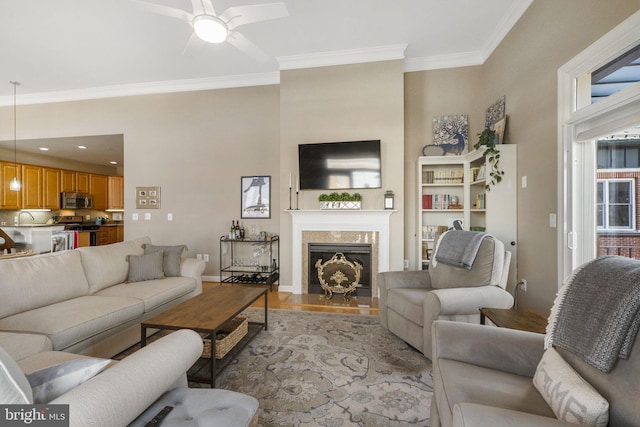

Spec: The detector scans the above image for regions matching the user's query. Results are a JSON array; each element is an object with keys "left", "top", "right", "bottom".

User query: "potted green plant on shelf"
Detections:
[
  {"left": 473, "top": 128, "right": 504, "bottom": 190},
  {"left": 318, "top": 192, "right": 362, "bottom": 210}
]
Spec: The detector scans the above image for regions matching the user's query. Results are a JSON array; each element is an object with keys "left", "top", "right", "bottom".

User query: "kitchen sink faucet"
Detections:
[{"left": 16, "top": 211, "right": 35, "bottom": 226}]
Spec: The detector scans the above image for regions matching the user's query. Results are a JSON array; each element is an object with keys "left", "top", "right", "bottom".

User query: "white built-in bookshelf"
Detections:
[{"left": 417, "top": 146, "right": 517, "bottom": 273}]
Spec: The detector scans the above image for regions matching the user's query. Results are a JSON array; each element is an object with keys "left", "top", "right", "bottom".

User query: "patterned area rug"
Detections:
[{"left": 214, "top": 309, "right": 433, "bottom": 426}]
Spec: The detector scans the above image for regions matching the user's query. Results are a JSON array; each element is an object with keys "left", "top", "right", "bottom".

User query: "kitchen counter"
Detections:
[{"left": 0, "top": 225, "right": 65, "bottom": 254}]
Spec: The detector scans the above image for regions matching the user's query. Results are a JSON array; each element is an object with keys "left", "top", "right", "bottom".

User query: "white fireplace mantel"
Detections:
[{"left": 289, "top": 209, "right": 394, "bottom": 295}]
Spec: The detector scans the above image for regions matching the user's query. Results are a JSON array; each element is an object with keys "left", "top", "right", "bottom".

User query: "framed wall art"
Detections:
[
  {"left": 491, "top": 116, "right": 507, "bottom": 145},
  {"left": 241, "top": 176, "right": 270, "bottom": 219},
  {"left": 136, "top": 186, "right": 161, "bottom": 209},
  {"left": 428, "top": 114, "right": 469, "bottom": 156},
  {"left": 485, "top": 95, "right": 506, "bottom": 129}
]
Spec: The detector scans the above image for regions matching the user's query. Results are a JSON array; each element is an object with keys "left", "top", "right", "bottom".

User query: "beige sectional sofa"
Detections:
[{"left": 0, "top": 236, "right": 206, "bottom": 362}]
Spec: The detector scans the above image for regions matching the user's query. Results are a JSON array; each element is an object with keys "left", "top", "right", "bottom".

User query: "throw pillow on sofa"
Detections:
[
  {"left": 143, "top": 244, "right": 188, "bottom": 277},
  {"left": 27, "top": 357, "right": 110, "bottom": 404},
  {"left": 127, "top": 250, "right": 165, "bottom": 283},
  {"left": 0, "top": 345, "right": 32, "bottom": 404},
  {"left": 533, "top": 347, "right": 609, "bottom": 427}
]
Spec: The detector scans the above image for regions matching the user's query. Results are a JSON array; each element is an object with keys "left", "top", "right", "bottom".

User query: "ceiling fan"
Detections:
[{"left": 129, "top": 0, "right": 288, "bottom": 61}]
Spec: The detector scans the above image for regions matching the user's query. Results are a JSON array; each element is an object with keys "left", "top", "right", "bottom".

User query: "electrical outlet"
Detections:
[
  {"left": 403, "top": 259, "right": 409, "bottom": 269},
  {"left": 518, "top": 279, "right": 528, "bottom": 292},
  {"left": 203, "top": 254, "right": 209, "bottom": 262}
]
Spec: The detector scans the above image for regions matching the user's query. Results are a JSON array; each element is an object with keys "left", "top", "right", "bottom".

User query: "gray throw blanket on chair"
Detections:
[
  {"left": 546, "top": 255, "right": 640, "bottom": 373},
  {"left": 434, "top": 230, "right": 489, "bottom": 270}
]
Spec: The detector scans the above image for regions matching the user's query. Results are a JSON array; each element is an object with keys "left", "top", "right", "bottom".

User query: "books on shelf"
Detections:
[
  {"left": 421, "top": 225, "right": 449, "bottom": 241},
  {"left": 423, "top": 169, "right": 464, "bottom": 184},
  {"left": 475, "top": 193, "right": 486, "bottom": 209},
  {"left": 422, "top": 194, "right": 432, "bottom": 209},
  {"left": 422, "top": 194, "right": 462, "bottom": 210}
]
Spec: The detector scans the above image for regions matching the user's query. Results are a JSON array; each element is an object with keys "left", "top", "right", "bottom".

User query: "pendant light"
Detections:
[{"left": 9, "top": 81, "right": 21, "bottom": 191}]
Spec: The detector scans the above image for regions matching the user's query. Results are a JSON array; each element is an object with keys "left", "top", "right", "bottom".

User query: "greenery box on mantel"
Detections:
[
  {"left": 319, "top": 201, "right": 362, "bottom": 210},
  {"left": 318, "top": 192, "right": 362, "bottom": 210}
]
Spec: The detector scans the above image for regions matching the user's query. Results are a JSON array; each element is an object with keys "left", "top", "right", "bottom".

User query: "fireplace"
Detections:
[
  {"left": 289, "top": 210, "right": 393, "bottom": 296},
  {"left": 308, "top": 243, "right": 372, "bottom": 297}
]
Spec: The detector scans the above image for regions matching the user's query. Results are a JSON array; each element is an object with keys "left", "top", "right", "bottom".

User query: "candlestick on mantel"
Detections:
[{"left": 289, "top": 173, "right": 292, "bottom": 189}]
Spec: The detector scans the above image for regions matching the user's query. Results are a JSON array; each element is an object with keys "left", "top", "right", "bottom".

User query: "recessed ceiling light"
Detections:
[
  {"left": 78, "top": 145, "right": 87, "bottom": 149},
  {"left": 39, "top": 147, "right": 49, "bottom": 151},
  {"left": 110, "top": 161, "right": 118, "bottom": 165}
]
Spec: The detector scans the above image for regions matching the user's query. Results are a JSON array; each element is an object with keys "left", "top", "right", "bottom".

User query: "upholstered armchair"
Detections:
[
  {"left": 431, "top": 255, "right": 640, "bottom": 427},
  {"left": 379, "top": 231, "right": 513, "bottom": 358}
]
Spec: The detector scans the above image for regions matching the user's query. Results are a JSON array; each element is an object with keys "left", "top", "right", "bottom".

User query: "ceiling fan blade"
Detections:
[
  {"left": 226, "top": 31, "right": 270, "bottom": 62},
  {"left": 129, "top": 0, "right": 193, "bottom": 24},
  {"left": 181, "top": 32, "right": 204, "bottom": 56},
  {"left": 191, "top": 0, "right": 216, "bottom": 15},
  {"left": 221, "top": 3, "right": 288, "bottom": 30}
]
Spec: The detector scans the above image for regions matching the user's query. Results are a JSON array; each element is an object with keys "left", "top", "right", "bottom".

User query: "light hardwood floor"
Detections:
[{"left": 203, "top": 282, "right": 379, "bottom": 316}]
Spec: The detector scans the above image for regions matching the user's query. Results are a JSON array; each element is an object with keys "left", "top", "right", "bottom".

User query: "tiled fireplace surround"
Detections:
[{"left": 289, "top": 210, "right": 393, "bottom": 296}]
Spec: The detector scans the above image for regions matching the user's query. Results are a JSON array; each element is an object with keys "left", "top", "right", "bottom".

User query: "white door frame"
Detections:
[{"left": 558, "top": 10, "right": 640, "bottom": 286}]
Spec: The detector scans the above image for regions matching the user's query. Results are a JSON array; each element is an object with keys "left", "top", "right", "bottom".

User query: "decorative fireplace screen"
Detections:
[
  {"left": 308, "top": 243, "right": 372, "bottom": 298},
  {"left": 314, "top": 252, "right": 363, "bottom": 300}
]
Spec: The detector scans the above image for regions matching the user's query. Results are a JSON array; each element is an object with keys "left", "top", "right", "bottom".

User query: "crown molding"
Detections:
[
  {"left": 405, "top": 0, "right": 533, "bottom": 72},
  {"left": 277, "top": 44, "right": 408, "bottom": 71},
  {"left": 480, "top": 0, "right": 533, "bottom": 62},
  {"left": 404, "top": 51, "right": 485, "bottom": 72},
  {"left": 0, "top": 72, "right": 281, "bottom": 106}
]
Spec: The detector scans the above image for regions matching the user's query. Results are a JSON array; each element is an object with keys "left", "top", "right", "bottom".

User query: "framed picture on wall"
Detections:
[
  {"left": 241, "top": 176, "right": 271, "bottom": 219},
  {"left": 491, "top": 116, "right": 507, "bottom": 145}
]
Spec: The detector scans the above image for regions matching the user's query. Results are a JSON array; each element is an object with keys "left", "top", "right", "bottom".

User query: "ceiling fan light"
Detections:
[{"left": 193, "top": 15, "right": 228, "bottom": 43}]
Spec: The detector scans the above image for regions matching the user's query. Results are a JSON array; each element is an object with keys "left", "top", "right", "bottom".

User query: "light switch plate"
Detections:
[
  {"left": 144, "top": 213, "right": 151, "bottom": 220},
  {"left": 132, "top": 213, "right": 138, "bottom": 221}
]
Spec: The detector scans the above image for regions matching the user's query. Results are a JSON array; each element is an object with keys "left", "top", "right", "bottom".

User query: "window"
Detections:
[
  {"left": 597, "top": 179, "right": 635, "bottom": 230},
  {"left": 597, "top": 138, "right": 640, "bottom": 168}
]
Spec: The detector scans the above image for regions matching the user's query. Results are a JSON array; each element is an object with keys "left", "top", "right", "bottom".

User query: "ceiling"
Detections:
[{"left": 0, "top": 0, "right": 533, "bottom": 167}]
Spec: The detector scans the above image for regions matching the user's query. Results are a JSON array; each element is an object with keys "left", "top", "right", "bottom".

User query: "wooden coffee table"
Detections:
[
  {"left": 479, "top": 307, "right": 547, "bottom": 334},
  {"left": 141, "top": 286, "right": 267, "bottom": 387}
]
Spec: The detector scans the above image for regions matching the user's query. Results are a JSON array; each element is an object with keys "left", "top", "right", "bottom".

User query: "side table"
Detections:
[{"left": 479, "top": 307, "right": 548, "bottom": 334}]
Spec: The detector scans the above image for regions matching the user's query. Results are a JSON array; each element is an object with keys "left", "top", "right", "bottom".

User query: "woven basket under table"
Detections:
[{"left": 202, "top": 316, "right": 248, "bottom": 359}]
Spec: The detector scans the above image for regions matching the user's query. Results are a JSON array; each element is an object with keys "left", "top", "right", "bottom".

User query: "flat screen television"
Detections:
[{"left": 298, "top": 140, "right": 381, "bottom": 190}]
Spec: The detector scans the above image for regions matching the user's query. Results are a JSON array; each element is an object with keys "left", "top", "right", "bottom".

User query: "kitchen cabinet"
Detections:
[
  {"left": 90, "top": 174, "right": 108, "bottom": 210},
  {"left": 61, "top": 170, "right": 76, "bottom": 192},
  {"left": 21, "top": 165, "right": 61, "bottom": 210},
  {"left": 42, "top": 168, "right": 61, "bottom": 209},
  {"left": 21, "top": 165, "right": 43, "bottom": 209},
  {"left": 219, "top": 235, "right": 279, "bottom": 291},
  {"left": 62, "top": 170, "right": 91, "bottom": 193},
  {"left": 97, "top": 225, "right": 119, "bottom": 245},
  {"left": 77, "top": 231, "right": 91, "bottom": 248},
  {"left": 0, "top": 162, "right": 21, "bottom": 210},
  {"left": 108, "top": 176, "right": 124, "bottom": 210},
  {"left": 76, "top": 172, "right": 90, "bottom": 193},
  {"left": 116, "top": 225, "right": 124, "bottom": 242}
]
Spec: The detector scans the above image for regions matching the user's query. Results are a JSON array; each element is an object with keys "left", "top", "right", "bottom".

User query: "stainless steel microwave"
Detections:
[{"left": 60, "top": 192, "right": 93, "bottom": 209}]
